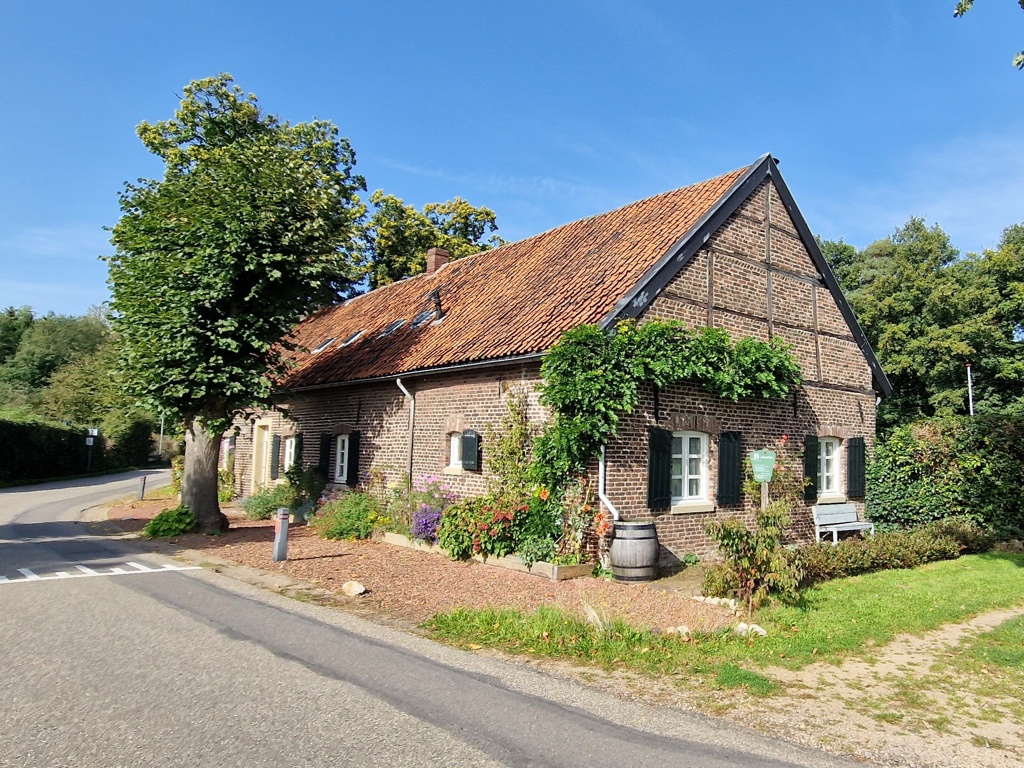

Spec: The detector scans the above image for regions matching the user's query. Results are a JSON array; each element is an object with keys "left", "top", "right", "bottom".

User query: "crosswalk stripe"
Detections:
[{"left": 1, "top": 562, "right": 201, "bottom": 585}]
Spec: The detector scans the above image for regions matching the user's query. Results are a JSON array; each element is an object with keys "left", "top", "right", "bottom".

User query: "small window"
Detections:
[
  {"left": 670, "top": 431, "right": 708, "bottom": 503},
  {"left": 379, "top": 319, "right": 406, "bottom": 337},
  {"left": 334, "top": 434, "right": 350, "bottom": 484},
  {"left": 411, "top": 309, "right": 435, "bottom": 328},
  {"left": 341, "top": 330, "right": 363, "bottom": 346},
  {"left": 818, "top": 437, "right": 841, "bottom": 497},
  {"left": 282, "top": 436, "right": 296, "bottom": 473},
  {"left": 448, "top": 432, "right": 463, "bottom": 468},
  {"left": 310, "top": 337, "right": 335, "bottom": 354}
]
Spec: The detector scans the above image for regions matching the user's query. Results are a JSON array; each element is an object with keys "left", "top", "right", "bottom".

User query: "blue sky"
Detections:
[{"left": 2, "top": 1, "right": 1022, "bottom": 316}]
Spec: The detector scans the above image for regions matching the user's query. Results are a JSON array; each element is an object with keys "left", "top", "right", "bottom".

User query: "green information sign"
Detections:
[{"left": 749, "top": 449, "right": 777, "bottom": 483}]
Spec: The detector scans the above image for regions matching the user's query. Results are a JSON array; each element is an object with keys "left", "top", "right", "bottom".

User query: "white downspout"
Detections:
[
  {"left": 598, "top": 445, "right": 620, "bottom": 521},
  {"left": 396, "top": 378, "right": 415, "bottom": 483}
]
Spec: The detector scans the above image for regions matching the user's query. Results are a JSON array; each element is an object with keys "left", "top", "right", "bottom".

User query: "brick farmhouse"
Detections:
[{"left": 229, "top": 154, "right": 891, "bottom": 561}]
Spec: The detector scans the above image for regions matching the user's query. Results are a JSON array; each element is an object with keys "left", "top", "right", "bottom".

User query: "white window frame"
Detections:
[
  {"left": 282, "top": 436, "right": 296, "bottom": 474},
  {"left": 333, "top": 434, "right": 350, "bottom": 484},
  {"left": 448, "top": 432, "right": 463, "bottom": 469},
  {"left": 670, "top": 431, "right": 709, "bottom": 505},
  {"left": 817, "top": 437, "right": 845, "bottom": 503}
]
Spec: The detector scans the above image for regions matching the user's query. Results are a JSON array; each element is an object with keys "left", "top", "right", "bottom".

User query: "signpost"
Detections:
[{"left": 749, "top": 449, "right": 777, "bottom": 511}]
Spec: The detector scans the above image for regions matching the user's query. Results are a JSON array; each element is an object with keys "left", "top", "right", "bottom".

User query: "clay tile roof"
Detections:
[{"left": 283, "top": 163, "right": 749, "bottom": 389}]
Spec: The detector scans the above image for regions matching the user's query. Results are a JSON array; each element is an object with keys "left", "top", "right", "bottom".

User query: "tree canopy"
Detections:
[
  {"left": 822, "top": 218, "right": 1024, "bottom": 431},
  {"left": 363, "top": 191, "right": 502, "bottom": 289},
  {"left": 107, "top": 74, "right": 367, "bottom": 531},
  {"left": 954, "top": 1, "right": 1024, "bottom": 69}
]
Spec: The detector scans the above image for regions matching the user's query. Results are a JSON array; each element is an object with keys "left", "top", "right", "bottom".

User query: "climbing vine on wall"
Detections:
[{"left": 530, "top": 320, "right": 802, "bottom": 491}]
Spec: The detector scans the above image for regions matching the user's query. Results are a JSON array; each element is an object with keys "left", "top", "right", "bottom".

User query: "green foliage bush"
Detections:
[
  {"left": 796, "top": 517, "right": 993, "bottom": 585},
  {"left": 242, "top": 484, "right": 296, "bottom": 520},
  {"left": 437, "top": 495, "right": 518, "bottom": 560},
  {"left": 867, "top": 416, "right": 1024, "bottom": 538},
  {"left": 703, "top": 501, "right": 802, "bottom": 612},
  {"left": 0, "top": 416, "right": 92, "bottom": 483},
  {"left": 143, "top": 505, "right": 196, "bottom": 538},
  {"left": 309, "top": 491, "right": 386, "bottom": 540}
]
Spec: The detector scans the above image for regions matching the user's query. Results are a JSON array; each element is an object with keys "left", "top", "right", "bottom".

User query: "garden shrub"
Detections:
[
  {"left": 703, "top": 500, "right": 802, "bottom": 611},
  {"left": 437, "top": 495, "right": 517, "bottom": 559},
  {"left": 242, "top": 484, "right": 296, "bottom": 520},
  {"left": 796, "top": 518, "right": 993, "bottom": 585},
  {"left": 868, "top": 416, "right": 1024, "bottom": 539},
  {"left": 309, "top": 491, "right": 387, "bottom": 540},
  {"left": 143, "top": 505, "right": 196, "bottom": 538}
]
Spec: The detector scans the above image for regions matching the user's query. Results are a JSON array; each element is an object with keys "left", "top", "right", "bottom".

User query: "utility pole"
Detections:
[{"left": 966, "top": 363, "right": 975, "bottom": 417}]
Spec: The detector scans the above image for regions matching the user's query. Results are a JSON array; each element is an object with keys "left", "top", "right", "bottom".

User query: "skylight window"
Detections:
[
  {"left": 310, "top": 337, "right": 336, "bottom": 354},
  {"left": 341, "top": 330, "right": 364, "bottom": 346},
  {"left": 411, "top": 309, "right": 435, "bottom": 328},
  {"left": 379, "top": 319, "right": 406, "bottom": 337}
]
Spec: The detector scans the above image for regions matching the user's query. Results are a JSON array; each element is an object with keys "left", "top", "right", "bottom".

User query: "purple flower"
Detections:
[{"left": 411, "top": 507, "right": 443, "bottom": 544}]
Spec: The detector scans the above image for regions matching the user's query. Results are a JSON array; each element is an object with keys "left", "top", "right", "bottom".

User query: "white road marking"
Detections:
[{"left": 1, "top": 562, "right": 201, "bottom": 585}]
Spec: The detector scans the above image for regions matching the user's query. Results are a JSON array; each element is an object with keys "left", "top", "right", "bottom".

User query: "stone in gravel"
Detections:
[{"left": 341, "top": 580, "right": 366, "bottom": 596}]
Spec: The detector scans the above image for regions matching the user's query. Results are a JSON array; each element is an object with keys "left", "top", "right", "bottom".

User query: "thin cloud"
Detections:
[{"left": 812, "top": 131, "right": 1024, "bottom": 254}]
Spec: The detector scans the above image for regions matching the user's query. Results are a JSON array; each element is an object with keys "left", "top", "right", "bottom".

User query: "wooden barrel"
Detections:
[{"left": 609, "top": 521, "right": 659, "bottom": 582}]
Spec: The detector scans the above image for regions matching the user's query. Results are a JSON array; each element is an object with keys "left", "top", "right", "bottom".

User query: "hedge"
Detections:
[
  {"left": 867, "top": 416, "right": 1024, "bottom": 538},
  {"left": 0, "top": 417, "right": 97, "bottom": 483}
]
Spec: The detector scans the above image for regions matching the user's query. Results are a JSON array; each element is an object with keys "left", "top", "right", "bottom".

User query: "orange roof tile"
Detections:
[{"left": 282, "top": 163, "right": 750, "bottom": 389}]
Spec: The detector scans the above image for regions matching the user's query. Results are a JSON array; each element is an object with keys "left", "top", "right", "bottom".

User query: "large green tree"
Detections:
[
  {"left": 107, "top": 75, "right": 366, "bottom": 532},
  {"left": 363, "top": 191, "right": 502, "bottom": 288},
  {"left": 822, "top": 218, "right": 1024, "bottom": 430},
  {"left": 954, "top": 1, "right": 1024, "bottom": 69},
  {"left": 0, "top": 313, "right": 107, "bottom": 390}
]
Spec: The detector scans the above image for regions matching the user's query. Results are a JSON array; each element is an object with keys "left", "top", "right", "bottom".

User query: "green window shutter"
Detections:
[
  {"left": 717, "top": 431, "right": 742, "bottom": 505},
  {"left": 270, "top": 435, "right": 281, "bottom": 480},
  {"left": 346, "top": 431, "right": 361, "bottom": 486},
  {"left": 647, "top": 427, "right": 673, "bottom": 509},
  {"left": 318, "top": 433, "right": 332, "bottom": 480},
  {"left": 293, "top": 433, "right": 303, "bottom": 470},
  {"left": 803, "top": 435, "right": 819, "bottom": 501},
  {"left": 462, "top": 429, "right": 480, "bottom": 471},
  {"left": 847, "top": 436, "right": 865, "bottom": 498}
]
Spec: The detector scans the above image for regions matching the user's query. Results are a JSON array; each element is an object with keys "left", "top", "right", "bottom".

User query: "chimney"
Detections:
[{"left": 425, "top": 247, "right": 450, "bottom": 275}]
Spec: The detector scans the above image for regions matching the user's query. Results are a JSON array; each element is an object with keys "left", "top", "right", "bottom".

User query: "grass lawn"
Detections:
[{"left": 427, "top": 552, "right": 1024, "bottom": 695}]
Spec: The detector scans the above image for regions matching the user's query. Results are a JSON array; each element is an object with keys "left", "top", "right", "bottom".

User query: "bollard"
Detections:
[
  {"left": 137, "top": 476, "right": 147, "bottom": 501},
  {"left": 272, "top": 507, "right": 289, "bottom": 562}
]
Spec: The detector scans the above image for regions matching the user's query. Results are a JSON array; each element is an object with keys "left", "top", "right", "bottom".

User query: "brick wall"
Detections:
[{"left": 231, "top": 362, "right": 545, "bottom": 498}]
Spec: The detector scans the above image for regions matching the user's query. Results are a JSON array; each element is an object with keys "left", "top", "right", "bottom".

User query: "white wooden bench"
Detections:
[{"left": 812, "top": 503, "right": 875, "bottom": 544}]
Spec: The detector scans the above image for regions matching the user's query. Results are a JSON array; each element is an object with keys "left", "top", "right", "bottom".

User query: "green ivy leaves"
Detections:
[{"left": 532, "top": 320, "right": 802, "bottom": 490}]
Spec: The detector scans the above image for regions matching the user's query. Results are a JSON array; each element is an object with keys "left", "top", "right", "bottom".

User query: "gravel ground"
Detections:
[{"left": 110, "top": 499, "right": 733, "bottom": 633}]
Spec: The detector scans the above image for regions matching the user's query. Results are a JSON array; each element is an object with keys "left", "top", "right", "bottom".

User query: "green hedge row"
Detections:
[
  {"left": 867, "top": 416, "right": 1024, "bottom": 539},
  {"left": 0, "top": 418, "right": 98, "bottom": 483}
]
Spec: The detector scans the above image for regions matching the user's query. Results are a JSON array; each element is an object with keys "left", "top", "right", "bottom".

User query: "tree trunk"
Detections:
[{"left": 182, "top": 416, "right": 229, "bottom": 534}]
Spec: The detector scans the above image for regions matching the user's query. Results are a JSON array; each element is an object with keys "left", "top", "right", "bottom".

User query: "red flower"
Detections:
[{"left": 539, "top": 488, "right": 550, "bottom": 501}]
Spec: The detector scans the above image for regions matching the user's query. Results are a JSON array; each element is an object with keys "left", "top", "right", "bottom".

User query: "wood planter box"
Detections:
[{"left": 378, "top": 532, "right": 593, "bottom": 581}]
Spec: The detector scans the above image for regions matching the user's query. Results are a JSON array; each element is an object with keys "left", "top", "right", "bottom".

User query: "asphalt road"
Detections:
[{"left": 0, "top": 474, "right": 868, "bottom": 767}]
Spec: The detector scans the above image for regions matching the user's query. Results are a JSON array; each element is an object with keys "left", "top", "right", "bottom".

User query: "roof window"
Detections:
[
  {"left": 341, "top": 330, "right": 364, "bottom": 346},
  {"left": 411, "top": 309, "right": 435, "bottom": 329},
  {"left": 379, "top": 319, "right": 406, "bottom": 337},
  {"left": 310, "top": 337, "right": 336, "bottom": 354}
]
